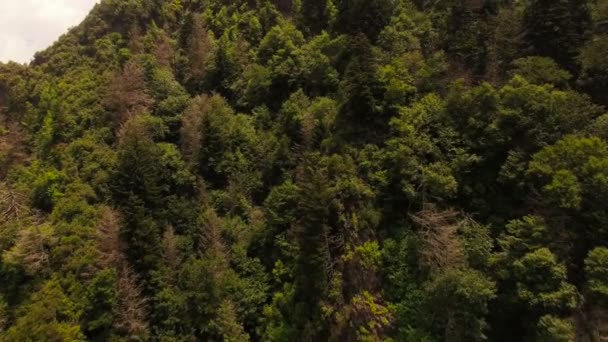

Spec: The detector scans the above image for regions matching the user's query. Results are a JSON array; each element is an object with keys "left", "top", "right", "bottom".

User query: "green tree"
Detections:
[
  {"left": 528, "top": 136, "right": 608, "bottom": 241},
  {"left": 585, "top": 247, "right": 608, "bottom": 306},
  {"left": 338, "top": 34, "right": 387, "bottom": 140},
  {"left": 83, "top": 269, "right": 118, "bottom": 339},
  {"left": 513, "top": 248, "right": 577, "bottom": 312},
  {"left": 112, "top": 117, "right": 167, "bottom": 274},
  {"left": 334, "top": 0, "right": 394, "bottom": 41},
  {"left": 578, "top": 0, "right": 608, "bottom": 105},
  {"left": 4, "top": 279, "right": 85, "bottom": 341},
  {"left": 510, "top": 56, "right": 572, "bottom": 87},
  {"left": 536, "top": 315, "right": 575, "bottom": 342},
  {"left": 296, "top": 0, "right": 337, "bottom": 35},
  {"left": 424, "top": 269, "right": 496, "bottom": 342},
  {"left": 523, "top": 0, "right": 592, "bottom": 71},
  {"left": 377, "top": 94, "right": 474, "bottom": 207}
]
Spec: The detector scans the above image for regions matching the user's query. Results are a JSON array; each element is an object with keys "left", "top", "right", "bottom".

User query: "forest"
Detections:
[{"left": 0, "top": 0, "right": 607, "bottom": 341}]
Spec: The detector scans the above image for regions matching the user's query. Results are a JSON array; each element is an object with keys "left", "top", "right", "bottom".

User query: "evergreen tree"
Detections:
[
  {"left": 2, "top": 0, "right": 608, "bottom": 340},
  {"left": 296, "top": 0, "right": 336, "bottom": 35},
  {"left": 112, "top": 117, "right": 166, "bottom": 275},
  {"left": 334, "top": 0, "right": 394, "bottom": 41},
  {"left": 523, "top": 0, "right": 592, "bottom": 72}
]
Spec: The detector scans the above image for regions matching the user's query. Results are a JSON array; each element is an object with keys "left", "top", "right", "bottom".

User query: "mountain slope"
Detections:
[{"left": 1, "top": 0, "right": 608, "bottom": 341}]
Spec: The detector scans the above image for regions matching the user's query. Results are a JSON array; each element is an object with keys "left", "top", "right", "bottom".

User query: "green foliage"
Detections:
[
  {"left": 579, "top": 33, "right": 608, "bottom": 105},
  {"left": 338, "top": 34, "right": 387, "bottom": 138},
  {"left": 442, "top": 0, "right": 494, "bottom": 73},
  {"left": 523, "top": 0, "right": 591, "bottom": 71},
  {"left": 460, "top": 218, "right": 493, "bottom": 270},
  {"left": 296, "top": 0, "right": 337, "bottom": 35},
  {"left": 2, "top": 0, "right": 608, "bottom": 340},
  {"left": 83, "top": 269, "right": 118, "bottom": 337},
  {"left": 195, "top": 95, "right": 278, "bottom": 198},
  {"left": 513, "top": 248, "right": 577, "bottom": 312},
  {"left": 12, "top": 161, "right": 66, "bottom": 212},
  {"left": 5, "top": 278, "right": 85, "bottom": 341},
  {"left": 528, "top": 136, "right": 608, "bottom": 237},
  {"left": 496, "top": 216, "right": 550, "bottom": 260},
  {"left": 424, "top": 269, "right": 496, "bottom": 342},
  {"left": 510, "top": 57, "right": 572, "bottom": 87},
  {"left": 496, "top": 77, "right": 601, "bottom": 152},
  {"left": 536, "top": 315, "right": 575, "bottom": 342},
  {"left": 334, "top": 0, "right": 394, "bottom": 41},
  {"left": 379, "top": 93, "right": 474, "bottom": 203},
  {"left": 585, "top": 247, "right": 608, "bottom": 305}
]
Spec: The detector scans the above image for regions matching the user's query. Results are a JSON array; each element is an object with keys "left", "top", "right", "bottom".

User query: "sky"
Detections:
[{"left": 0, "top": 0, "right": 99, "bottom": 63}]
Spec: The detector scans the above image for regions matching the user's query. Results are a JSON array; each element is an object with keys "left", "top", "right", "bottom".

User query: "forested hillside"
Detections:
[{"left": 1, "top": 0, "right": 608, "bottom": 341}]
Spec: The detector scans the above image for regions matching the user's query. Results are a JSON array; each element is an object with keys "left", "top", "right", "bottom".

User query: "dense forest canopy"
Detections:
[{"left": 1, "top": 0, "right": 608, "bottom": 341}]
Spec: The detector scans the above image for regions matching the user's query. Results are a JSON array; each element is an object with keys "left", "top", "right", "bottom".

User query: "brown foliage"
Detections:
[
  {"left": 576, "top": 306, "right": 608, "bottom": 342},
  {"left": 95, "top": 208, "right": 149, "bottom": 337},
  {"left": 592, "top": 308, "right": 608, "bottom": 342},
  {"left": 411, "top": 204, "right": 466, "bottom": 272},
  {"left": 96, "top": 208, "right": 126, "bottom": 269},
  {"left": 0, "top": 182, "right": 28, "bottom": 221},
  {"left": 216, "top": 300, "right": 250, "bottom": 342},
  {"left": 187, "top": 17, "right": 213, "bottom": 82},
  {"left": 114, "top": 266, "right": 148, "bottom": 337},
  {"left": 128, "top": 26, "right": 145, "bottom": 54},
  {"left": 153, "top": 32, "right": 175, "bottom": 69},
  {"left": 465, "top": 0, "right": 486, "bottom": 11},
  {"left": 103, "top": 61, "right": 153, "bottom": 127},
  {"left": 162, "top": 226, "right": 181, "bottom": 271},
  {"left": 4, "top": 224, "right": 54, "bottom": 275},
  {"left": 198, "top": 209, "right": 229, "bottom": 265},
  {"left": 180, "top": 95, "right": 210, "bottom": 162},
  {"left": 115, "top": 113, "right": 155, "bottom": 149},
  {"left": 300, "top": 109, "right": 317, "bottom": 149},
  {"left": 0, "top": 118, "right": 28, "bottom": 178}
]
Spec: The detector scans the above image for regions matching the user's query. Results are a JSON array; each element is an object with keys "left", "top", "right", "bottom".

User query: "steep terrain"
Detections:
[{"left": 1, "top": 0, "right": 608, "bottom": 341}]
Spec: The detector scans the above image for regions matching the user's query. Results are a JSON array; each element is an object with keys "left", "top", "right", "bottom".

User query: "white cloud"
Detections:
[{"left": 0, "top": 0, "right": 98, "bottom": 63}]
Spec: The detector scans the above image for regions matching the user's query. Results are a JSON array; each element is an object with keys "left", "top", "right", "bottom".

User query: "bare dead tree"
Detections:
[
  {"left": 4, "top": 224, "right": 54, "bottom": 275},
  {"left": 410, "top": 204, "right": 466, "bottom": 272},
  {"left": 216, "top": 300, "right": 251, "bottom": 342},
  {"left": 300, "top": 108, "right": 317, "bottom": 149},
  {"left": 187, "top": 16, "right": 213, "bottom": 82},
  {"left": 576, "top": 300, "right": 608, "bottom": 342},
  {"left": 198, "top": 209, "right": 229, "bottom": 269},
  {"left": 96, "top": 208, "right": 126, "bottom": 269},
  {"left": 162, "top": 226, "right": 180, "bottom": 271},
  {"left": 593, "top": 308, "right": 608, "bottom": 342},
  {"left": 153, "top": 32, "right": 176, "bottom": 69},
  {"left": 103, "top": 61, "right": 153, "bottom": 128},
  {"left": 0, "top": 182, "right": 28, "bottom": 220},
  {"left": 180, "top": 95, "right": 209, "bottom": 163},
  {"left": 127, "top": 26, "right": 145, "bottom": 54},
  {"left": 95, "top": 208, "right": 149, "bottom": 337},
  {"left": 323, "top": 226, "right": 337, "bottom": 284},
  {"left": 0, "top": 120, "right": 28, "bottom": 178},
  {"left": 114, "top": 266, "right": 148, "bottom": 337}
]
